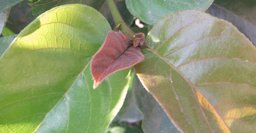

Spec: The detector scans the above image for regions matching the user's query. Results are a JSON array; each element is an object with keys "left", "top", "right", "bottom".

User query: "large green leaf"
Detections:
[
  {"left": 0, "top": 0, "right": 22, "bottom": 12},
  {"left": 0, "top": 4, "right": 130, "bottom": 133},
  {"left": 136, "top": 10, "right": 256, "bottom": 132},
  {"left": 125, "top": 0, "right": 213, "bottom": 25},
  {"left": 30, "top": 0, "right": 105, "bottom": 16},
  {"left": 36, "top": 67, "right": 132, "bottom": 133}
]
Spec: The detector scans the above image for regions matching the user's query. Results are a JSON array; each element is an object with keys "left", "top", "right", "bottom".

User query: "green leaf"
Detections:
[
  {"left": 136, "top": 10, "right": 256, "bottom": 132},
  {"left": 0, "top": 4, "right": 129, "bottom": 133},
  {"left": 0, "top": 0, "right": 22, "bottom": 12},
  {"left": 30, "top": 0, "right": 105, "bottom": 16},
  {"left": 2, "top": 26, "right": 15, "bottom": 36},
  {"left": 0, "top": 36, "right": 15, "bottom": 55},
  {"left": 125, "top": 0, "right": 213, "bottom": 25},
  {"left": 36, "top": 67, "right": 132, "bottom": 133},
  {"left": 134, "top": 77, "right": 179, "bottom": 133}
]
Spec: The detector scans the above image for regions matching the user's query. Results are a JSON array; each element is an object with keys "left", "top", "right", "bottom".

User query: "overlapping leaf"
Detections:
[
  {"left": 36, "top": 66, "right": 132, "bottom": 133},
  {"left": 0, "top": 4, "right": 131, "bottom": 133},
  {"left": 133, "top": 77, "right": 179, "bottom": 133},
  {"left": 91, "top": 31, "right": 144, "bottom": 88},
  {"left": 136, "top": 11, "right": 256, "bottom": 132},
  {"left": 125, "top": 0, "right": 213, "bottom": 25}
]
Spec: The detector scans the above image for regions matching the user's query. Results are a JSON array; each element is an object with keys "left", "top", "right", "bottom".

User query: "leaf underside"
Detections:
[
  {"left": 136, "top": 10, "right": 256, "bottom": 132},
  {"left": 91, "top": 31, "right": 144, "bottom": 88}
]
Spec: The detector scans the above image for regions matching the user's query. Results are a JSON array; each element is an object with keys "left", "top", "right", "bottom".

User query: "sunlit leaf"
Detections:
[
  {"left": 125, "top": 0, "right": 213, "bottom": 25},
  {"left": 91, "top": 31, "right": 144, "bottom": 88},
  {"left": 0, "top": 4, "right": 130, "bottom": 133},
  {"left": 136, "top": 10, "right": 256, "bottom": 132},
  {"left": 30, "top": 0, "right": 105, "bottom": 16},
  {"left": 36, "top": 66, "right": 132, "bottom": 133}
]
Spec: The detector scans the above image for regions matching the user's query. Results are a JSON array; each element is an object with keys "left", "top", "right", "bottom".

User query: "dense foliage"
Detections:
[{"left": 0, "top": 0, "right": 256, "bottom": 133}]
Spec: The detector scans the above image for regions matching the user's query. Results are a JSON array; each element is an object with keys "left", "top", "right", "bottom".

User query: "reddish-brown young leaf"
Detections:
[{"left": 91, "top": 31, "right": 144, "bottom": 88}]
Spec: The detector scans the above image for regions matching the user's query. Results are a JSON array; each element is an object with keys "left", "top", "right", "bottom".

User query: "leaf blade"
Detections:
[
  {"left": 125, "top": 0, "right": 213, "bottom": 25},
  {"left": 91, "top": 31, "right": 144, "bottom": 88},
  {"left": 35, "top": 66, "right": 133, "bottom": 133},
  {"left": 137, "top": 10, "right": 256, "bottom": 132},
  {"left": 0, "top": 4, "right": 112, "bottom": 133}
]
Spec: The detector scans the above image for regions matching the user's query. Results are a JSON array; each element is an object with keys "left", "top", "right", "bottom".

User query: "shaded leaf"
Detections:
[
  {"left": 0, "top": 36, "right": 15, "bottom": 55},
  {"left": 136, "top": 10, "right": 256, "bottom": 132},
  {"left": 5, "top": 1, "right": 34, "bottom": 33},
  {"left": 125, "top": 0, "right": 213, "bottom": 25},
  {"left": 0, "top": 12, "right": 7, "bottom": 34},
  {"left": 107, "top": 123, "right": 143, "bottom": 133},
  {"left": 134, "top": 77, "right": 179, "bottom": 133},
  {"left": 30, "top": 0, "right": 105, "bottom": 16},
  {"left": 2, "top": 26, "right": 15, "bottom": 36},
  {"left": 114, "top": 82, "right": 144, "bottom": 123},
  {"left": 215, "top": 0, "right": 256, "bottom": 25},
  {"left": 0, "top": 0, "right": 22, "bottom": 12},
  {"left": 0, "top": 4, "right": 113, "bottom": 133},
  {"left": 91, "top": 31, "right": 144, "bottom": 88}
]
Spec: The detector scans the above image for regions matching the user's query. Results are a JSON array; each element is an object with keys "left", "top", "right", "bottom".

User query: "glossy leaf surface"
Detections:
[
  {"left": 136, "top": 11, "right": 256, "bottom": 132},
  {"left": 91, "top": 31, "right": 144, "bottom": 88},
  {"left": 125, "top": 0, "right": 213, "bottom": 25},
  {"left": 0, "top": 4, "right": 124, "bottom": 133}
]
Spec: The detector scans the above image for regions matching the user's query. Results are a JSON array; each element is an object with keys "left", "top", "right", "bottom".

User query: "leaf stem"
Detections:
[{"left": 106, "top": 0, "right": 134, "bottom": 37}]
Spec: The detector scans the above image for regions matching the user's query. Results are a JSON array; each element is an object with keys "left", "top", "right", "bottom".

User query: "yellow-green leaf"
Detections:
[{"left": 0, "top": 4, "right": 130, "bottom": 133}]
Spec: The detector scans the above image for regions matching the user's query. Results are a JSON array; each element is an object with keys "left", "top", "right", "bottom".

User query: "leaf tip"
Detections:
[{"left": 93, "top": 80, "right": 100, "bottom": 89}]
